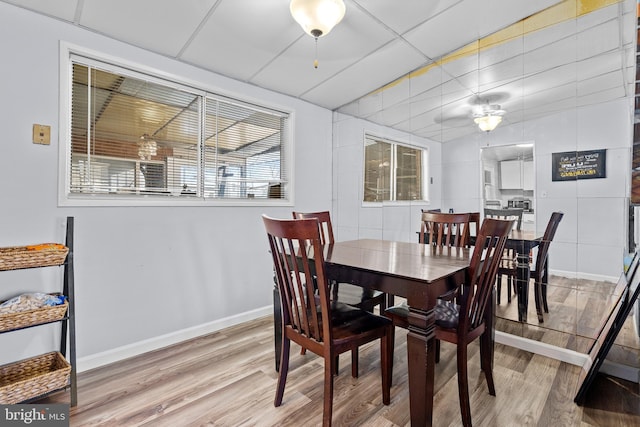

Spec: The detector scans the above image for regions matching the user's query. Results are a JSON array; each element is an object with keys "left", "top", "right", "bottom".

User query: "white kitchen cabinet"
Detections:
[
  {"left": 500, "top": 159, "right": 534, "bottom": 190},
  {"left": 499, "top": 160, "right": 522, "bottom": 189},
  {"left": 523, "top": 161, "right": 534, "bottom": 190}
]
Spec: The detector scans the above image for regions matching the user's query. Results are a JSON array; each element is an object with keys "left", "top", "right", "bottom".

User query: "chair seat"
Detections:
[
  {"left": 385, "top": 299, "right": 460, "bottom": 329},
  {"left": 331, "top": 283, "right": 386, "bottom": 311},
  {"left": 326, "top": 302, "right": 392, "bottom": 341}
]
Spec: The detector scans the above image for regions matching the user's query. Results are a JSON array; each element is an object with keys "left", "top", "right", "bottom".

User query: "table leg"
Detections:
[
  {"left": 480, "top": 287, "right": 496, "bottom": 393},
  {"left": 273, "top": 283, "right": 282, "bottom": 372},
  {"left": 407, "top": 305, "right": 436, "bottom": 427},
  {"left": 516, "top": 249, "right": 531, "bottom": 323}
]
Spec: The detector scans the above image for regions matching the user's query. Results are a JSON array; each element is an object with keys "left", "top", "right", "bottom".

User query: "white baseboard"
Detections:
[
  {"left": 495, "top": 331, "right": 587, "bottom": 366},
  {"left": 550, "top": 269, "right": 618, "bottom": 283},
  {"left": 495, "top": 331, "right": 640, "bottom": 383},
  {"left": 78, "top": 305, "right": 639, "bottom": 385},
  {"left": 600, "top": 360, "right": 640, "bottom": 383},
  {"left": 76, "top": 305, "right": 273, "bottom": 373}
]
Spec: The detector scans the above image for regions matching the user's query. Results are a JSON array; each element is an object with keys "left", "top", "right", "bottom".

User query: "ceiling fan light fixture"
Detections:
[
  {"left": 473, "top": 104, "right": 505, "bottom": 132},
  {"left": 474, "top": 114, "right": 503, "bottom": 132},
  {"left": 138, "top": 134, "right": 157, "bottom": 160},
  {"left": 290, "top": 0, "right": 346, "bottom": 38}
]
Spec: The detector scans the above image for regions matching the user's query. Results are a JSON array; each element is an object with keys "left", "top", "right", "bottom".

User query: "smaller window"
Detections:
[{"left": 363, "top": 135, "right": 427, "bottom": 202}]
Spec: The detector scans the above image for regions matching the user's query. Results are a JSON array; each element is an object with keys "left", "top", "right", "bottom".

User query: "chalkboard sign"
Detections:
[{"left": 552, "top": 149, "right": 606, "bottom": 181}]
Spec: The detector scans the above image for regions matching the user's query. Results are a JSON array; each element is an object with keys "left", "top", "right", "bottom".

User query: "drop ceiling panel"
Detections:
[
  {"left": 522, "top": 81, "right": 577, "bottom": 109},
  {"left": 379, "top": 77, "right": 412, "bottom": 110},
  {"left": 0, "top": 0, "right": 632, "bottom": 145},
  {"left": 367, "top": 102, "right": 412, "bottom": 128},
  {"left": 401, "top": 65, "right": 441, "bottom": 99},
  {"left": 474, "top": 0, "right": 562, "bottom": 38},
  {"left": 252, "top": 5, "right": 398, "bottom": 105},
  {"left": 577, "top": 2, "right": 619, "bottom": 33},
  {"left": 353, "top": 0, "right": 461, "bottom": 35},
  {"left": 354, "top": 92, "right": 383, "bottom": 117},
  {"left": 79, "top": 0, "right": 218, "bottom": 57},
  {"left": 304, "top": 40, "right": 426, "bottom": 109},
  {"left": 480, "top": 55, "right": 525, "bottom": 91},
  {"left": 479, "top": 37, "right": 524, "bottom": 71},
  {"left": 441, "top": 53, "right": 479, "bottom": 82},
  {"left": 577, "top": 70, "right": 625, "bottom": 97},
  {"left": 524, "top": 35, "right": 578, "bottom": 75},
  {"left": 576, "top": 20, "right": 622, "bottom": 62},
  {"left": 404, "top": 0, "right": 561, "bottom": 59},
  {"left": 576, "top": 51, "right": 622, "bottom": 82},
  {"left": 577, "top": 86, "right": 626, "bottom": 107},
  {"left": 181, "top": 0, "right": 301, "bottom": 82},
  {"left": 403, "top": 3, "right": 483, "bottom": 59},
  {"left": 2, "top": 0, "right": 78, "bottom": 21}
]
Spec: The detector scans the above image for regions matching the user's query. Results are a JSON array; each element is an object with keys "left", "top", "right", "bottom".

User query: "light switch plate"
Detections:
[{"left": 33, "top": 124, "right": 51, "bottom": 145}]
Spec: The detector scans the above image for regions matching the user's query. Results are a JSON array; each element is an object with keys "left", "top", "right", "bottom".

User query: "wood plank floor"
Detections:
[{"left": 41, "top": 315, "right": 640, "bottom": 426}]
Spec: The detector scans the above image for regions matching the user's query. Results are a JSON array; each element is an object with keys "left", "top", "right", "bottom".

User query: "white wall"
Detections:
[
  {"left": 332, "top": 99, "right": 631, "bottom": 280},
  {"left": 0, "top": 3, "right": 333, "bottom": 368},
  {"left": 441, "top": 98, "right": 632, "bottom": 280},
  {"left": 332, "top": 112, "right": 443, "bottom": 243}
]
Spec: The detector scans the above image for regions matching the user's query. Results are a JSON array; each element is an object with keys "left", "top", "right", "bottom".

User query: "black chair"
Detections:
[
  {"left": 498, "top": 212, "right": 563, "bottom": 322},
  {"left": 263, "top": 215, "right": 393, "bottom": 427}
]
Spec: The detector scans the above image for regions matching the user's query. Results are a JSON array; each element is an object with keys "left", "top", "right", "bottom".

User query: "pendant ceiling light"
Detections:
[
  {"left": 290, "top": 0, "right": 346, "bottom": 68},
  {"left": 138, "top": 134, "right": 157, "bottom": 160}
]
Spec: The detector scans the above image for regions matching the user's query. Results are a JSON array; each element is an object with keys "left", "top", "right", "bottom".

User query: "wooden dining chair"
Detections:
[
  {"left": 263, "top": 215, "right": 393, "bottom": 427},
  {"left": 498, "top": 212, "right": 564, "bottom": 322},
  {"left": 386, "top": 217, "right": 514, "bottom": 427},
  {"left": 292, "top": 211, "right": 388, "bottom": 313},
  {"left": 420, "top": 211, "right": 471, "bottom": 247},
  {"left": 465, "top": 212, "right": 481, "bottom": 247},
  {"left": 292, "top": 210, "right": 388, "bottom": 375},
  {"left": 485, "top": 207, "right": 523, "bottom": 304}
]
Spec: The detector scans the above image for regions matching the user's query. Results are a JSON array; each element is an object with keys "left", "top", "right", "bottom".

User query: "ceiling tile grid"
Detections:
[
  {"left": 0, "top": 0, "right": 635, "bottom": 143},
  {"left": 79, "top": 0, "right": 219, "bottom": 57},
  {"left": 180, "top": 0, "right": 301, "bottom": 82}
]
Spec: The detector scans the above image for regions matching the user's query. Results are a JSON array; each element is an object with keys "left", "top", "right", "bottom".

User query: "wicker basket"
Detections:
[
  {"left": 0, "top": 352, "right": 71, "bottom": 404},
  {"left": 0, "top": 244, "right": 69, "bottom": 271},
  {"left": 0, "top": 300, "right": 68, "bottom": 332}
]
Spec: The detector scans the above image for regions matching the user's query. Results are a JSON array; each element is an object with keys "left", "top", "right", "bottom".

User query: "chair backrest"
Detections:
[
  {"left": 263, "top": 215, "right": 332, "bottom": 345},
  {"left": 292, "top": 211, "right": 335, "bottom": 245},
  {"left": 534, "top": 212, "right": 564, "bottom": 275},
  {"left": 420, "top": 211, "right": 471, "bottom": 247},
  {"left": 464, "top": 212, "right": 481, "bottom": 247},
  {"left": 484, "top": 207, "right": 523, "bottom": 231},
  {"left": 460, "top": 217, "right": 514, "bottom": 332}
]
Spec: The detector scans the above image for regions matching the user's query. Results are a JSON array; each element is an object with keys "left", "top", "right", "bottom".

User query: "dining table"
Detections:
[
  {"left": 419, "top": 227, "right": 544, "bottom": 323},
  {"left": 272, "top": 238, "right": 476, "bottom": 427}
]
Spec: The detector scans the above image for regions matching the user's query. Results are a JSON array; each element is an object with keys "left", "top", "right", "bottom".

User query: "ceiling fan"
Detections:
[{"left": 435, "top": 92, "right": 509, "bottom": 132}]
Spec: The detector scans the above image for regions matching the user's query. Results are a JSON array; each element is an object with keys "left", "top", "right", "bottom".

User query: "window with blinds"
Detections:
[
  {"left": 67, "top": 56, "right": 290, "bottom": 203},
  {"left": 363, "top": 135, "right": 426, "bottom": 202}
]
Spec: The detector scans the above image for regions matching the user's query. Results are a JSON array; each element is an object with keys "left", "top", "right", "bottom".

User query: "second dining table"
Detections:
[
  {"left": 502, "top": 230, "right": 543, "bottom": 323},
  {"left": 273, "top": 238, "right": 475, "bottom": 426}
]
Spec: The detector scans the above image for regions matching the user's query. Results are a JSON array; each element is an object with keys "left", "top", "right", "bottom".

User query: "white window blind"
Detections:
[{"left": 68, "top": 56, "right": 289, "bottom": 202}]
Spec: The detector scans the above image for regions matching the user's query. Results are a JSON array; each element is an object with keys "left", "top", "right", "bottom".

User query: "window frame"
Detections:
[
  {"left": 362, "top": 133, "right": 429, "bottom": 205},
  {"left": 58, "top": 42, "right": 295, "bottom": 207}
]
